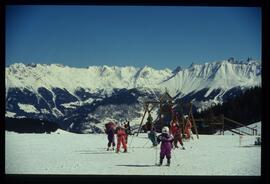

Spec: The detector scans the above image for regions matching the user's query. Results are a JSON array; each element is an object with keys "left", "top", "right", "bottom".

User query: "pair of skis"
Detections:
[
  {"left": 107, "top": 148, "right": 129, "bottom": 153},
  {"left": 155, "top": 163, "right": 171, "bottom": 167},
  {"left": 154, "top": 163, "right": 180, "bottom": 167}
]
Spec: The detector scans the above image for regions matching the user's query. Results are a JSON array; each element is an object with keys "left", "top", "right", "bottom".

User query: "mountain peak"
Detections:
[
  {"left": 141, "top": 65, "right": 151, "bottom": 70},
  {"left": 6, "top": 59, "right": 261, "bottom": 96},
  {"left": 172, "top": 66, "right": 182, "bottom": 74}
]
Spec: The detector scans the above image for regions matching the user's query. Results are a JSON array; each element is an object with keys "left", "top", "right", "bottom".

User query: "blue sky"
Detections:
[{"left": 6, "top": 5, "right": 261, "bottom": 70}]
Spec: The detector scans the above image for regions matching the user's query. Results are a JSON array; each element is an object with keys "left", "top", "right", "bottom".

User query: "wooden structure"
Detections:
[
  {"left": 135, "top": 93, "right": 258, "bottom": 144},
  {"left": 158, "top": 91, "right": 173, "bottom": 129},
  {"left": 188, "top": 103, "right": 199, "bottom": 139},
  {"left": 136, "top": 92, "right": 199, "bottom": 139},
  {"left": 223, "top": 117, "right": 257, "bottom": 135},
  {"left": 195, "top": 114, "right": 258, "bottom": 136},
  {"left": 136, "top": 102, "right": 158, "bottom": 136}
]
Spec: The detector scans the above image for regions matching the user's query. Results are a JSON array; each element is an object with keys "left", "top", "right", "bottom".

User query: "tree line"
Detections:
[
  {"left": 194, "top": 86, "right": 261, "bottom": 126},
  {"left": 5, "top": 117, "right": 60, "bottom": 133}
]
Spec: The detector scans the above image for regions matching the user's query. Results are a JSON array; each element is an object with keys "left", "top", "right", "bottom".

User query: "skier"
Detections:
[
  {"left": 124, "top": 121, "right": 131, "bottom": 143},
  {"left": 184, "top": 117, "right": 194, "bottom": 140},
  {"left": 145, "top": 114, "right": 153, "bottom": 131},
  {"left": 105, "top": 122, "right": 116, "bottom": 151},
  {"left": 157, "top": 126, "right": 174, "bottom": 166},
  {"left": 116, "top": 124, "right": 128, "bottom": 153},
  {"left": 148, "top": 127, "right": 158, "bottom": 147},
  {"left": 170, "top": 119, "right": 185, "bottom": 149},
  {"left": 124, "top": 121, "right": 131, "bottom": 134}
]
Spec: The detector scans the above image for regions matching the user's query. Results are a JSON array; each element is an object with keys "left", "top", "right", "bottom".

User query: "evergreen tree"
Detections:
[{"left": 194, "top": 87, "right": 261, "bottom": 133}]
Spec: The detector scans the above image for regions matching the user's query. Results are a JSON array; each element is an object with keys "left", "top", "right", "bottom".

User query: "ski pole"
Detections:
[
  {"left": 129, "top": 132, "right": 135, "bottom": 148},
  {"left": 155, "top": 144, "right": 158, "bottom": 165},
  {"left": 172, "top": 150, "right": 177, "bottom": 162},
  {"left": 171, "top": 149, "right": 180, "bottom": 166},
  {"left": 142, "top": 139, "right": 150, "bottom": 148}
]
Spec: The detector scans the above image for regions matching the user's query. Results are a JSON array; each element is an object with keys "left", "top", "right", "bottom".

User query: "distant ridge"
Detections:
[{"left": 5, "top": 58, "right": 261, "bottom": 133}]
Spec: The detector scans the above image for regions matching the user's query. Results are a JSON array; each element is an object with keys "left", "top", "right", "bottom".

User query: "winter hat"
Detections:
[{"left": 162, "top": 127, "right": 169, "bottom": 134}]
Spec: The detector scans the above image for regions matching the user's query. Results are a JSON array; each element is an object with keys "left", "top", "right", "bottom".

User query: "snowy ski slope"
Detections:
[{"left": 5, "top": 123, "right": 261, "bottom": 175}]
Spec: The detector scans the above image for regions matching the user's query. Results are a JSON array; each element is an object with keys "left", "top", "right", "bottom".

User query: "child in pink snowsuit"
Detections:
[{"left": 157, "top": 127, "right": 174, "bottom": 166}]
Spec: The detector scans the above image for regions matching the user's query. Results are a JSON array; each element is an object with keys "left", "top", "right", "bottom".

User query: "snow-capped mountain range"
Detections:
[{"left": 5, "top": 59, "right": 261, "bottom": 133}]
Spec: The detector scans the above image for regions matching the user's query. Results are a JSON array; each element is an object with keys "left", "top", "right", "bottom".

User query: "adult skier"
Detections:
[
  {"left": 157, "top": 126, "right": 174, "bottom": 166},
  {"left": 105, "top": 122, "right": 116, "bottom": 151},
  {"left": 148, "top": 127, "right": 158, "bottom": 147},
  {"left": 116, "top": 125, "right": 128, "bottom": 153},
  {"left": 170, "top": 119, "right": 185, "bottom": 149}
]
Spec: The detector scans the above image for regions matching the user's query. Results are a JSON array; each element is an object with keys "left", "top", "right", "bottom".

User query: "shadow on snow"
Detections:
[
  {"left": 116, "top": 164, "right": 157, "bottom": 167},
  {"left": 76, "top": 150, "right": 115, "bottom": 154}
]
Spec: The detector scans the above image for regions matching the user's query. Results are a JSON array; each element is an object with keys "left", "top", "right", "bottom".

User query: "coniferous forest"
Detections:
[
  {"left": 194, "top": 86, "right": 261, "bottom": 133},
  {"left": 5, "top": 117, "right": 60, "bottom": 133}
]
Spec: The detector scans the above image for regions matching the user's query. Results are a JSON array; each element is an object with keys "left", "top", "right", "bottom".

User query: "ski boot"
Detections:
[
  {"left": 151, "top": 144, "right": 158, "bottom": 148},
  {"left": 181, "top": 144, "right": 185, "bottom": 150},
  {"left": 123, "top": 149, "right": 127, "bottom": 153},
  {"left": 166, "top": 159, "right": 170, "bottom": 166},
  {"left": 106, "top": 147, "right": 110, "bottom": 151},
  {"left": 157, "top": 158, "right": 163, "bottom": 166}
]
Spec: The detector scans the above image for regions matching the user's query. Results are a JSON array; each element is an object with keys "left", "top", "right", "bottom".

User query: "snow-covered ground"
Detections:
[{"left": 5, "top": 128, "right": 260, "bottom": 175}]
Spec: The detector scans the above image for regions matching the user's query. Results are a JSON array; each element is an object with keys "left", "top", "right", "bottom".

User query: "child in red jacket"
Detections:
[
  {"left": 170, "top": 120, "right": 185, "bottom": 149},
  {"left": 116, "top": 125, "right": 127, "bottom": 153}
]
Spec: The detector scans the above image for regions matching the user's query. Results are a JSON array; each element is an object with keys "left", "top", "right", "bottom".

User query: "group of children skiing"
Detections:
[
  {"left": 148, "top": 116, "right": 193, "bottom": 147},
  {"left": 104, "top": 121, "right": 130, "bottom": 153},
  {"left": 104, "top": 116, "right": 194, "bottom": 166}
]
